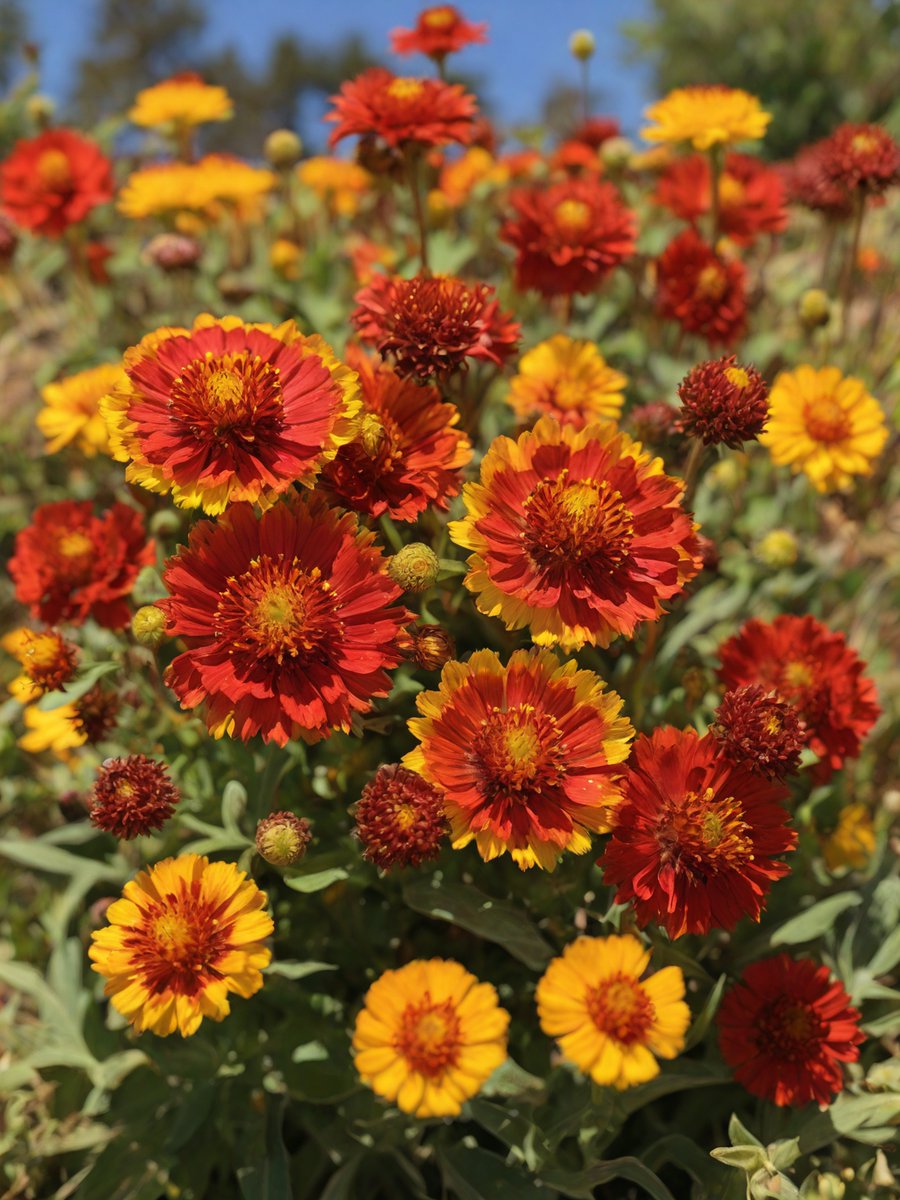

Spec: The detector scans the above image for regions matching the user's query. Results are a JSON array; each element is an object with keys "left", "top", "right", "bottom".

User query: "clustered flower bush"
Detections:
[{"left": 1, "top": 7, "right": 898, "bottom": 1199}]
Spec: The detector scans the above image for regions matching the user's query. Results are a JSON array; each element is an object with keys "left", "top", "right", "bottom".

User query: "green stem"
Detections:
[
  {"left": 681, "top": 439, "right": 707, "bottom": 510},
  {"left": 839, "top": 191, "right": 866, "bottom": 343},
  {"left": 707, "top": 144, "right": 723, "bottom": 248},
  {"left": 256, "top": 741, "right": 289, "bottom": 819},
  {"left": 406, "top": 154, "right": 430, "bottom": 273}
]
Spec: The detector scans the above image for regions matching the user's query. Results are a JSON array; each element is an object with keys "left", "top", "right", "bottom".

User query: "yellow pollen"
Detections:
[
  {"left": 718, "top": 173, "right": 746, "bottom": 207},
  {"left": 37, "top": 149, "right": 72, "bottom": 188},
  {"left": 423, "top": 5, "right": 455, "bottom": 26},
  {"left": 560, "top": 480, "right": 601, "bottom": 519},
  {"left": 505, "top": 722, "right": 541, "bottom": 766},
  {"left": 764, "top": 713, "right": 782, "bottom": 735},
  {"left": 724, "top": 366, "right": 751, "bottom": 390},
  {"left": 388, "top": 77, "right": 426, "bottom": 102},
  {"left": 395, "top": 803, "right": 418, "bottom": 831},
  {"left": 359, "top": 411, "right": 386, "bottom": 457},
  {"left": 554, "top": 198, "right": 592, "bottom": 234},
  {"left": 153, "top": 913, "right": 191, "bottom": 954},
  {"left": 696, "top": 263, "right": 726, "bottom": 299},
  {"left": 851, "top": 132, "right": 878, "bottom": 154},
  {"left": 784, "top": 661, "right": 813, "bottom": 687},
  {"left": 58, "top": 531, "right": 93, "bottom": 559},
  {"left": 701, "top": 806, "right": 725, "bottom": 847},
  {"left": 206, "top": 368, "right": 245, "bottom": 410},
  {"left": 254, "top": 585, "right": 302, "bottom": 637}
]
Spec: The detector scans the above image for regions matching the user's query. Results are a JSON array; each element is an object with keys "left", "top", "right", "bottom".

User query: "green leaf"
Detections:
[
  {"left": 37, "top": 661, "right": 120, "bottom": 710},
  {"left": 237, "top": 1096, "right": 292, "bottom": 1200},
  {"left": 403, "top": 878, "right": 553, "bottom": 970},
  {"left": 710, "top": 1146, "right": 769, "bottom": 1172},
  {"left": 479, "top": 1056, "right": 546, "bottom": 1101},
  {"left": 541, "top": 1156, "right": 677, "bottom": 1200},
  {"left": 440, "top": 1145, "right": 545, "bottom": 1200},
  {"left": 266, "top": 961, "right": 337, "bottom": 981},
  {"left": 798, "top": 1093, "right": 900, "bottom": 1153},
  {"left": 728, "top": 1114, "right": 763, "bottom": 1148},
  {"left": 684, "top": 973, "right": 727, "bottom": 1049},
  {"left": 867, "top": 925, "right": 900, "bottom": 978},
  {"left": 770, "top": 893, "right": 862, "bottom": 945},
  {"left": 620, "top": 1061, "right": 730, "bottom": 1116},
  {"left": 221, "top": 780, "right": 248, "bottom": 832},
  {"left": 284, "top": 867, "right": 349, "bottom": 893}
]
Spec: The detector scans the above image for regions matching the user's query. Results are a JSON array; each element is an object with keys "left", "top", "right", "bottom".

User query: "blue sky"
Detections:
[{"left": 24, "top": 0, "right": 653, "bottom": 136}]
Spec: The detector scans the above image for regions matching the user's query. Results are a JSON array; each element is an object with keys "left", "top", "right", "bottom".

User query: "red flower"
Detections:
[
  {"left": 818, "top": 123, "right": 900, "bottom": 195},
  {"left": 500, "top": 177, "right": 636, "bottom": 297},
  {"left": 714, "top": 685, "right": 805, "bottom": 780},
  {"left": 327, "top": 68, "right": 477, "bottom": 151},
  {"left": 549, "top": 140, "right": 602, "bottom": 177},
  {"left": 85, "top": 240, "right": 113, "bottom": 285},
  {"left": 0, "top": 129, "right": 113, "bottom": 238},
  {"left": 9, "top": 501, "right": 154, "bottom": 630},
  {"left": 717, "top": 615, "right": 880, "bottom": 779},
  {"left": 598, "top": 727, "right": 796, "bottom": 938},
  {"left": 351, "top": 273, "right": 520, "bottom": 380},
  {"left": 782, "top": 142, "right": 854, "bottom": 219},
  {"left": 390, "top": 6, "right": 488, "bottom": 60},
  {"left": 718, "top": 954, "right": 864, "bottom": 1107},
  {"left": 655, "top": 229, "right": 747, "bottom": 346},
  {"left": 355, "top": 764, "right": 448, "bottom": 870},
  {"left": 159, "top": 496, "right": 410, "bottom": 746},
  {"left": 90, "top": 755, "right": 180, "bottom": 839},
  {"left": 569, "top": 116, "right": 621, "bottom": 149},
  {"left": 655, "top": 152, "right": 787, "bottom": 244},
  {"left": 321, "top": 344, "right": 471, "bottom": 521},
  {"left": 676, "top": 354, "right": 769, "bottom": 447}
]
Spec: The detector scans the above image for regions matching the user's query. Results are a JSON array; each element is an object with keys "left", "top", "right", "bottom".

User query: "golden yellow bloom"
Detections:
[
  {"left": 353, "top": 958, "right": 509, "bottom": 1117},
  {"left": 36, "top": 362, "right": 124, "bottom": 456},
  {"left": 2, "top": 627, "right": 77, "bottom": 702},
  {"left": 89, "top": 854, "right": 273, "bottom": 1037},
  {"left": 18, "top": 701, "right": 86, "bottom": 759},
  {"left": 536, "top": 935, "right": 689, "bottom": 1090},
  {"left": 129, "top": 73, "right": 233, "bottom": 130},
  {"left": 642, "top": 86, "right": 771, "bottom": 151},
  {"left": 118, "top": 162, "right": 203, "bottom": 220},
  {"left": 297, "top": 156, "right": 372, "bottom": 217},
  {"left": 820, "top": 804, "right": 876, "bottom": 872},
  {"left": 760, "top": 365, "right": 888, "bottom": 493},
  {"left": 270, "top": 237, "right": 303, "bottom": 279},
  {"left": 506, "top": 335, "right": 627, "bottom": 429},
  {"left": 118, "top": 156, "right": 277, "bottom": 222},
  {"left": 438, "top": 146, "right": 508, "bottom": 207}
]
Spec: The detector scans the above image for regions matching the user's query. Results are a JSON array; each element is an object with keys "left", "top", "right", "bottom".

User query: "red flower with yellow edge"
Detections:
[
  {"left": 500, "top": 177, "right": 636, "bottom": 297},
  {"left": 718, "top": 954, "right": 864, "bottom": 1107},
  {"left": 599, "top": 727, "right": 796, "bottom": 938},
  {"left": 9, "top": 500, "right": 153, "bottom": 630},
  {"left": 2, "top": 627, "right": 78, "bottom": 702},
  {"left": 404, "top": 647, "right": 633, "bottom": 871},
  {"left": 352, "top": 273, "right": 520, "bottom": 381},
  {"left": 717, "top": 615, "right": 880, "bottom": 779},
  {"left": 449, "top": 417, "right": 701, "bottom": 651},
  {"left": 0, "top": 129, "right": 113, "bottom": 238},
  {"left": 655, "top": 152, "right": 787, "bottom": 245},
  {"left": 159, "top": 496, "right": 410, "bottom": 747},
  {"left": 89, "top": 854, "right": 273, "bottom": 1037},
  {"left": 327, "top": 68, "right": 477, "bottom": 152},
  {"left": 655, "top": 228, "right": 747, "bottom": 346},
  {"left": 321, "top": 344, "right": 472, "bottom": 522},
  {"left": 390, "top": 6, "right": 488, "bottom": 60},
  {"left": 101, "top": 314, "right": 360, "bottom": 515}
]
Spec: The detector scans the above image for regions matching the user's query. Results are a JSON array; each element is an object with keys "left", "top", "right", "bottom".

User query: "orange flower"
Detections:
[
  {"left": 328, "top": 68, "right": 477, "bottom": 151},
  {"left": 390, "top": 7, "right": 488, "bottom": 61},
  {"left": 0, "top": 129, "right": 113, "bottom": 238}
]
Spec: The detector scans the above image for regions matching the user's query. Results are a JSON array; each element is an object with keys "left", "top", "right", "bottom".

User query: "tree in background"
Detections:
[
  {"left": 0, "top": 0, "right": 28, "bottom": 93},
  {"left": 623, "top": 0, "right": 900, "bottom": 159}
]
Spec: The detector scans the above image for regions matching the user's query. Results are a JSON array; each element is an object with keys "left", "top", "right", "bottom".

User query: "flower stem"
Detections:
[
  {"left": 581, "top": 60, "right": 591, "bottom": 121},
  {"left": 708, "top": 144, "right": 723, "bottom": 248},
  {"left": 681, "top": 438, "right": 707, "bottom": 510},
  {"left": 406, "top": 154, "right": 430, "bottom": 273},
  {"left": 839, "top": 191, "right": 866, "bottom": 342}
]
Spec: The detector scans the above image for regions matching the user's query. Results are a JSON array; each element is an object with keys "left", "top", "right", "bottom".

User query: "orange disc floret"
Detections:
[
  {"left": 101, "top": 313, "right": 361, "bottom": 515},
  {"left": 9, "top": 500, "right": 153, "bottom": 630},
  {"left": 390, "top": 6, "right": 488, "bottom": 60},
  {"left": 642, "top": 86, "right": 771, "bottom": 151},
  {"left": 655, "top": 228, "right": 748, "bottom": 346},
  {"left": 449, "top": 416, "right": 701, "bottom": 651},
  {"left": 89, "top": 854, "right": 273, "bottom": 1037},
  {"left": 817, "top": 122, "right": 900, "bottom": 195},
  {"left": 351, "top": 273, "right": 520, "bottom": 381},
  {"left": 0, "top": 129, "right": 113, "bottom": 238},
  {"left": 500, "top": 177, "right": 636, "bottom": 297},
  {"left": 598, "top": 727, "right": 796, "bottom": 938},
  {"left": 354, "top": 763, "right": 448, "bottom": 870},
  {"left": 129, "top": 72, "right": 233, "bottom": 129},
  {"left": 321, "top": 344, "right": 472, "bottom": 522},
  {"left": 654, "top": 152, "right": 787, "bottom": 245},
  {"left": 718, "top": 954, "right": 864, "bottom": 1107},
  {"left": 404, "top": 647, "right": 633, "bottom": 871},
  {"left": 159, "top": 495, "right": 410, "bottom": 746},
  {"left": 327, "top": 67, "right": 477, "bottom": 151},
  {"left": 506, "top": 335, "right": 627, "bottom": 430},
  {"left": 717, "top": 614, "right": 880, "bottom": 779}
]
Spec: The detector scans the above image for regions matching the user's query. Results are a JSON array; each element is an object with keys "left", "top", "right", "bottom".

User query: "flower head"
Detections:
[
  {"left": 89, "top": 854, "right": 273, "bottom": 1037},
  {"left": 536, "top": 935, "right": 690, "bottom": 1089},
  {"left": 129, "top": 73, "right": 233, "bottom": 129},
  {"left": 9, "top": 500, "right": 153, "bottom": 629},
  {"left": 160, "top": 496, "right": 410, "bottom": 746},
  {"left": 782, "top": 141, "right": 854, "bottom": 218},
  {"left": 90, "top": 755, "right": 180, "bottom": 839},
  {"left": 405, "top": 648, "right": 632, "bottom": 870},
  {"left": 642, "top": 86, "right": 771, "bottom": 151},
  {"left": 655, "top": 152, "right": 787, "bottom": 244},
  {"left": 352, "top": 273, "right": 520, "bottom": 380},
  {"left": 297, "top": 156, "right": 373, "bottom": 217},
  {"left": 353, "top": 958, "right": 508, "bottom": 1117},
  {"left": 713, "top": 685, "right": 805, "bottom": 780},
  {"left": 37, "top": 362, "right": 123, "bottom": 457},
  {"left": 101, "top": 313, "right": 360, "bottom": 514},
  {"left": 506, "top": 335, "right": 627, "bottom": 429},
  {"left": 818, "top": 123, "right": 900, "bottom": 195},
  {"left": 450, "top": 417, "right": 700, "bottom": 650},
  {"left": 388, "top": 543, "right": 441, "bottom": 593},
  {"left": 390, "top": 6, "right": 488, "bottom": 60},
  {"left": 599, "top": 727, "right": 796, "bottom": 938},
  {"left": 500, "top": 177, "right": 636, "bottom": 297},
  {"left": 19, "top": 685, "right": 119, "bottom": 759},
  {"left": 2, "top": 627, "right": 78, "bottom": 702},
  {"left": 255, "top": 812, "right": 312, "bottom": 866},
  {"left": 655, "top": 229, "right": 748, "bottom": 346},
  {"left": 819, "top": 804, "right": 875, "bottom": 872},
  {"left": 677, "top": 355, "right": 769, "bottom": 448},
  {"left": 718, "top": 954, "right": 864, "bottom": 1107},
  {"left": 327, "top": 68, "right": 477, "bottom": 152},
  {"left": 399, "top": 623, "right": 456, "bottom": 671},
  {"left": 0, "top": 129, "right": 113, "bottom": 237},
  {"left": 355, "top": 764, "right": 448, "bottom": 870},
  {"left": 759, "top": 365, "right": 887, "bottom": 493}
]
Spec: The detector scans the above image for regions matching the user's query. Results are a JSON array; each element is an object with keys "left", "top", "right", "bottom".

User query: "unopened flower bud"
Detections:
[
  {"left": 26, "top": 93, "right": 56, "bottom": 128},
  {"left": 217, "top": 272, "right": 255, "bottom": 303},
  {"left": 264, "top": 129, "right": 303, "bottom": 169},
  {"left": 388, "top": 543, "right": 440, "bottom": 593},
  {"left": 799, "top": 288, "right": 831, "bottom": 330},
  {"left": 569, "top": 29, "right": 596, "bottom": 60},
  {"left": 814, "top": 1175, "right": 846, "bottom": 1200},
  {"left": 132, "top": 605, "right": 168, "bottom": 648},
  {"left": 708, "top": 456, "right": 746, "bottom": 493},
  {"left": 145, "top": 232, "right": 202, "bottom": 272},
  {"left": 600, "top": 135, "right": 634, "bottom": 170},
  {"left": 256, "top": 811, "right": 311, "bottom": 867},
  {"left": 681, "top": 666, "right": 709, "bottom": 709},
  {"left": 405, "top": 624, "right": 456, "bottom": 671},
  {"left": 755, "top": 528, "right": 798, "bottom": 569}
]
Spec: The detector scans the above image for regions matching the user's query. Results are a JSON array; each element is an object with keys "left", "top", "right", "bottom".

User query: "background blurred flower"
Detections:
[
  {"left": 327, "top": 68, "right": 477, "bottom": 151},
  {"left": 37, "top": 362, "right": 123, "bottom": 456},
  {"left": 129, "top": 73, "right": 233, "bottom": 129},
  {"left": 655, "top": 229, "right": 747, "bottom": 345},
  {"left": 0, "top": 129, "right": 113, "bottom": 237},
  {"left": 505, "top": 335, "right": 627, "bottom": 429},
  {"left": 2, "top": 627, "right": 78, "bottom": 701},
  {"left": 655, "top": 152, "right": 787, "bottom": 244},
  {"left": 390, "top": 6, "right": 488, "bottom": 61},
  {"left": 297, "top": 156, "right": 373, "bottom": 217},
  {"left": 642, "top": 86, "right": 771, "bottom": 150}
]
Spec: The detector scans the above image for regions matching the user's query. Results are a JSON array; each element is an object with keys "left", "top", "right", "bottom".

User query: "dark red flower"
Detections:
[
  {"left": 599, "top": 726, "right": 795, "bottom": 938},
  {"left": 676, "top": 354, "right": 769, "bottom": 447},
  {"left": 655, "top": 229, "right": 747, "bottom": 346},
  {"left": 713, "top": 685, "right": 805, "bottom": 780},
  {"left": 0, "top": 129, "right": 113, "bottom": 238},
  {"left": 569, "top": 116, "right": 621, "bottom": 149},
  {"left": 781, "top": 142, "right": 854, "bottom": 219},
  {"left": 90, "top": 754, "right": 180, "bottom": 839},
  {"left": 390, "top": 6, "right": 488, "bottom": 60},
  {"left": 9, "top": 501, "right": 154, "bottom": 630},
  {"left": 818, "top": 123, "right": 900, "bottom": 195},
  {"left": 718, "top": 954, "right": 864, "bottom": 1107},
  {"left": 500, "top": 177, "right": 636, "bottom": 297},
  {"left": 74, "top": 686, "right": 120, "bottom": 744},
  {"left": 352, "top": 273, "right": 520, "bottom": 380},
  {"left": 655, "top": 152, "right": 787, "bottom": 244},
  {"left": 355, "top": 763, "right": 448, "bottom": 870},
  {"left": 628, "top": 401, "right": 679, "bottom": 446},
  {"left": 327, "top": 68, "right": 477, "bottom": 151}
]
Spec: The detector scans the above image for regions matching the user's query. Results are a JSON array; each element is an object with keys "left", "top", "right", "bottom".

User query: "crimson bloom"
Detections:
[
  {"left": 90, "top": 755, "right": 180, "bottom": 839},
  {"left": 9, "top": 501, "right": 153, "bottom": 630},
  {"left": 599, "top": 727, "right": 796, "bottom": 938},
  {"left": 354, "top": 764, "right": 448, "bottom": 870},
  {"left": 327, "top": 68, "right": 477, "bottom": 151},
  {"left": 159, "top": 496, "right": 410, "bottom": 746},
  {"left": 390, "top": 6, "right": 488, "bottom": 60},
  {"left": 717, "top": 615, "right": 880, "bottom": 778},
  {"left": 782, "top": 142, "right": 854, "bottom": 219},
  {"left": 655, "top": 229, "right": 748, "bottom": 346},
  {"left": 713, "top": 685, "right": 805, "bottom": 781},
  {"left": 676, "top": 355, "right": 769, "bottom": 448},
  {"left": 655, "top": 152, "right": 787, "bottom": 244},
  {"left": 818, "top": 122, "right": 900, "bottom": 195},
  {"left": 500, "top": 177, "right": 636, "bottom": 297},
  {"left": 0, "top": 129, "right": 113, "bottom": 237},
  {"left": 718, "top": 954, "right": 864, "bottom": 1107}
]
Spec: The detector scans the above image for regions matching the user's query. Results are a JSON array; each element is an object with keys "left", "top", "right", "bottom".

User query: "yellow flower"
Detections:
[
  {"left": 2, "top": 627, "right": 77, "bottom": 702},
  {"left": 760, "top": 365, "right": 888, "bottom": 493},
  {"left": 438, "top": 146, "right": 508, "bottom": 207},
  {"left": 118, "top": 162, "right": 203, "bottom": 220},
  {"left": 352, "top": 958, "right": 509, "bottom": 1118},
  {"left": 297, "top": 156, "right": 372, "bottom": 217},
  {"left": 18, "top": 701, "right": 86, "bottom": 759},
  {"left": 642, "top": 86, "right": 771, "bottom": 151},
  {"left": 536, "top": 935, "right": 690, "bottom": 1090},
  {"left": 507, "top": 335, "right": 627, "bottom": 429},
  {"left": 129, "top": 73, "right": 233, "bottom": 129},
  {"left": 192, "top": 154, "right": 278, "bottom": 220},
  {"left": 36, "top": 362, "right": 124, "bottom": 456},
  {"left": 270, "top": 237, "right": 303, "bottom": 279},
  {"left": 819, "top": 804, "right": 876, "bottom": 872},
  {"left": 89, "top": 854, "right": 273, "bottom": 1037}
]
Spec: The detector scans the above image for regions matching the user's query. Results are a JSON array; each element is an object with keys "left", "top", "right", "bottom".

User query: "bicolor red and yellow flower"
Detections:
[{"left": 328, "top": 68, "right": 477, "bottom": 151}]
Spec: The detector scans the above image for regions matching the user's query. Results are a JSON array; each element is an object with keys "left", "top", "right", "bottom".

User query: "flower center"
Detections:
[
  {"left": 695, "top": 263, "right": 727, "bottom": 300},
  {"left": 586, "top": 975, "right": 656, "bottom": 1044},
  {"left": 388, "top": 77, "right": 426, "bottom": 103},
  {"left": 471, "top": 704, "right": 565, "bottom": 796},
  {"left": 359, "top": 411, "right": 388, "bottom": 457},
  {"left": 850, "top": 132, "right": 879, "bottom": 155},
  {"left": 57, "top": 530, "right": 93, "bottom": 559},
  {"left": 523, "top": 472, "right": 634, "bottom": 571},
  {"left": 554, "top": 198, "right": 592, "bottom": 235},
  {"left": 655, "top": 787, "right": 753, "bottom": 881},
  {"left": 783, "top": 660, "right": 813, "bottom": 688},
  {"left": 724, "top": 366, "right": 750, "bottom": 390},
  {"left": 394, "top": 995, "right": 461, "bottom": 1077},
  {"left": 37, "top": 149, "right": 72, "bottom": 188},
  {"left": 122, "top": 882, "right": 233, "bottom": 997},
  {"left": 718, "top": 173, "right": 746, "bottom": 207},
  {"left": 423, "top": 5, "right": 455, "bottom": 26},
  {"left": 804, "top": 395, "right": 850, "bottom": 444},
  {"left": 168, "top": 351, "right": 284, "bottom": 446},
  {"left": 756, "top": 996, "right": 824, "bottom": 1060}
]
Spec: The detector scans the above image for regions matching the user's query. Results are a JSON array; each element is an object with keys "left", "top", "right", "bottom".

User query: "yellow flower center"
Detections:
[
  {"left": 359, "top": 411, "right": 387, "bottom": 457},
  {"left": 851, "top": 132, "right": 879, "bottom": 154},
  {"left": 524, "top": 472, "right": 634, "bottom": 569},
  {"left": 657, "top": 787, "right": 753, "bottom": 878},
  {"left": 783, "top": 660, "right": 813, "bottom": 688},
  {"left": 57, "top": 531, "right": 94, "bottom": 559},
  {"left": 804, "top": 395, "right": 850, "bottom": 444},
  {"left": 253, "top": 583, "right": 303, "bottom": 640},
  {"left": 718, "top": 173, "right": 746, "bottom": 208},
  {"left": 388, "top": 77, "right": 426, "bottom": 103},
  {"left": 724, "top": 366, "right": 751, "bottom": 390},
  {"left": 586, "top": 975, "right": 655, "bottom": 1044},
  {"left": 153, "top": 913, "right": 192, "bottom": 955},
  {"left": 206, "top": 367, "right": 246, "bottom": 411},
  {"left": 394, "top": 803, "right": 418, "bottom": 831},
  {"left": 423, "top": 5, "right": 455, "bottom": 26},
  {"left": 554, "top": 198, "right": 592, "bottom": 235},
  {"left": 37, "top": 149, "right": 72, "bottom": 188},
  {"left": 394, "top": 995, "right": 461, "bottom": 1077},
  {"left": 473, "top": 704, "right": 565, "bottom": 794},
  {"left": 695, "top": 263, "right": 727, "bottom": 300}
]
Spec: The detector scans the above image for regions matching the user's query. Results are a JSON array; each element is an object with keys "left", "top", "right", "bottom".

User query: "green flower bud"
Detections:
[
  {"left": 569, "top": 29, "right": 596, "bottom": 60},
  {"left": 264, "top": 129, "right": 303, "bottom": 169},
  {"left": 255, "top": 812, "right": 311, "bottom": 867},
  {"left": 131, "top": 605, "right": 168, "bottom": 648},
  {"left": 799, "top": 288, "right": 831, "bottom": 330},
  {"left": 388, "top": 543, "right": 441, "bottom": 593},
  {"left": 756, "top": 528, "right": 798, "bottom": 569}
]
